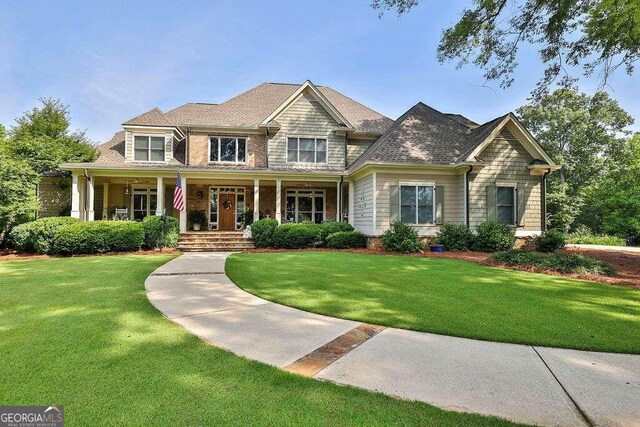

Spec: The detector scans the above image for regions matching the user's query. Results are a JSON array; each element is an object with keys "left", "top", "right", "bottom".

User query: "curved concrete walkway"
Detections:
[{"left": 145, "top": 253, "right": 640, "bottom": 427}]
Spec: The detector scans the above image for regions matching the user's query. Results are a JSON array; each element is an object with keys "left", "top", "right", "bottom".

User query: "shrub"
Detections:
[
  {"left": 142, "top": 215, "right": 180, "bottom": 249},
  {"left": 187, "top": 210, "right": 206, "bottom": 229},
  {"left": 10, "top": 217, "right": 79, "bottom": 254},
  {"left": 473, "top": 221, "right": 516, "bottom": 252},
  {"left": 436, "top": 223, "right": 474, "bottom": 251},
  {"left": 534, "top": 230, "right": 566, "bottom": 252},
  {"left": 493, "top": 249, "right": 616, "bottom": 276},
  {"left": 381, "top": 222, "right": 424, "bottom": 253},
  {"left": 272, "top": 223, "right": 324, "bottom": 249},
  {"left": 319, "top": 221, "right": 354, "bottom": 241},
  {"left": 251, "top": 219, "right": 279, "bottom": 248},
  {"left": 52, "top": 221, "right": 144, "bottom": 254},
  {"left": 566, "top": 225, "right": 626, "bottom": 246},
  {"left": 327, "top": 231, "right": 366, "bottom": 249}
]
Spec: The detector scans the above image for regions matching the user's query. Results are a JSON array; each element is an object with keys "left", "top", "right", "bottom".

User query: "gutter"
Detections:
[
  {"left": 338, "top": 175, "right": 344, "bottom": 222},
  {"left": 541, "top": 169, "right": 551, "bottom": 231},
  {"left": 83, "top": 168, "right": 91, "bottom": 220},
  {"left": 465, "top": 166, "right": 473, "bottom": 227}
]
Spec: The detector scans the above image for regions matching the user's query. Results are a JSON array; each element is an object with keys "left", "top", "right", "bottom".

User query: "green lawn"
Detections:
[
  {"left": 0, "top": 255, "right": 514, "bottom": 426},
  {"left": 226, "top": 252, "right": 640, "bottom": 354}
]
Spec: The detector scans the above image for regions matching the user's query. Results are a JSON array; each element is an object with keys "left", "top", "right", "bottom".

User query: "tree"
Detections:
[
  {"left": 4, "top": 98, "right": 97, "bottom": 175},
  {"left": 0, "top": 154, "right": 38, "bottom": 244},
  {"left": 372, "top": 0, "right": 640, "bottom": 95},
  {"left": 515, "top": 87, "right": 633, "bottom": 230},
  {"left": 579, "top": 133, "right": 640, "bottom": 237}
]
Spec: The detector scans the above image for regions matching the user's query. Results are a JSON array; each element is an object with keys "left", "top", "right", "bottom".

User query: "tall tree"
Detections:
[
  {"left": 4, "top": 98, "right": 97, "bottom": 175},
  {"left": 0, "top": 154, "right": 38, "bottom": 244},
  {"left": 372, "top": 0, "right": 640, "bottom": 95},
  {"left": 515, "top": 87, "right": 633, "bottom": 229}
]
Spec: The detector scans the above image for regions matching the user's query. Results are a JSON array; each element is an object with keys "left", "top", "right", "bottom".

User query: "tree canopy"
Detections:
[
  {"left": 3, "top": 98, "right": 97, "bottom": 175},
  {"left": 372, "top": 0, "right": 640, "bottom": 95}
]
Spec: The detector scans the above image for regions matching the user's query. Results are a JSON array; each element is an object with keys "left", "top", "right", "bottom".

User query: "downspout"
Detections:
[
  {"left": 339, "top": 175, "right": 344, "bottom": 222},
  {"left": 541, "top": 169, "right": 551, "bottom": 231},
  {"left": 465, "top": 166, "right": 473, "bottom": 228},
  {"left": 186, "top": 127, "right": 190, "bottom": 165}
]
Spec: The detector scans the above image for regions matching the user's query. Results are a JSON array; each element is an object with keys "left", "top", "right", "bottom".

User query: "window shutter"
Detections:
[
  {"left": 435, "top": 185, "right": 445, "bottom": 225},
  {"left": 389, "top": 185, "right": 399, "bottom": 223},
  {"left": 486, "top": 184, "right": 497, "bottom": 221},
  {"left": 165, "top": 135, "right": 173, "bottom": 162},
  {"left": 517, "top": 183, "right": 526, "bottom": 226}
]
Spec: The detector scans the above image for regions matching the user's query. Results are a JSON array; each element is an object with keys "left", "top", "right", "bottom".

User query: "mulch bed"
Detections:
[
  {"left": 246, "top": 247, "right": 640, "bottom": 288},
  {"left": 0, "top": 248, "right": 181, "bottom": 261}
]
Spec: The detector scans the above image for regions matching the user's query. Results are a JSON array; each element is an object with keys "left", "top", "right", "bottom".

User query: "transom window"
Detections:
[
  {"left": 133, "top": 136, "right": 165, "bottom": 162},
  {"left": 287, "top": 137, "right": 327, "bottom": 163},
  {"left": 209, "top": 137, "right": 247, "bottom": 163},
  {"left": 400, "top": 185, "right": 435, "bottom": 225},
  {"left": 497, "top": 186, "right": 516, "bottom": 225},
  {"left": 286, "top": 189, "right": 325, "bottom": 223}
]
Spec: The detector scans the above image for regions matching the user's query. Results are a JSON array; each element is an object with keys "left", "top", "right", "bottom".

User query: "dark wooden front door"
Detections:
[{"left": 218, "top": 193, "right": 236, "bottom": 230}]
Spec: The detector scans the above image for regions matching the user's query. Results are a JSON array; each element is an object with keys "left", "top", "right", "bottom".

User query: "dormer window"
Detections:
[
  {"left": 134, "top": 136, "right": 165, "bottom": 162},
  {"left": 287, "top": 137, "right": 327, "bottom": 163},
  {"left": 209, "top": 137, "right": 247, "bottom": 163}
]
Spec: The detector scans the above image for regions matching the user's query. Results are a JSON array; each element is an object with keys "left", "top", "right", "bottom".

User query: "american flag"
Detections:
[{"left": 173, "top": 171, "right": 185, "bottom": 211}]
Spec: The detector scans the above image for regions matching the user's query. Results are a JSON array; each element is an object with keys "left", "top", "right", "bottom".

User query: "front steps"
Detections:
[{"left": 177, "top": 231, "right": 255, "bottom": 252}]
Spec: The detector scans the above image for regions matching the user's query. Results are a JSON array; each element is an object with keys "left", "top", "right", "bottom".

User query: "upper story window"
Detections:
[
  {"left": 287, "top": 137, "right": 327, "bottom": 163},
  {"left": 400, "top": 185, "right": 435, "bottom": 225},
  {"left": 497, "top": 186, "right": 516, "bottom": 225},
  {"left": 134, "top": 136, "right": 165, "bottom": 162},
  {"left": 209, "top": 137, "right": 246, "bottom": 163}
]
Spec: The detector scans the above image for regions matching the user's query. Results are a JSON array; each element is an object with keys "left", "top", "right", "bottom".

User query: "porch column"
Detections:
[
  {"left": 275, "top": 179, "right": 282, "bottom": 223},
  {"left": 156, "top": 176, "right": 164, "bottom": 216},
  {"left": 336, "top": 181, "right": 341, "bottom": 221},
  {"left": 179, "top": 175, "right": 188, "bottom": 233},
  {"left": 348, "top": 180, "right": 355, "bottom": 226},
  {"left": 71, "top": 174, "right": 81, "bottom": 219},
  {"left": 86, "top": 175, "right": 95, "bottom": 221},
  {"left": 253, "top": 179, "right": 260, "bottom": 222},
  {"left": 102, "top": 182, "right": 109, "bottom": 220}
]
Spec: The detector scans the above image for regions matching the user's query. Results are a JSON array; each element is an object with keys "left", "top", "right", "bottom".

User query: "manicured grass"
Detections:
[
  {"left": 0, "top": 255, "right": 514, "bottom": 426},
  {"left": 226, "top": 252, "right": 640, "bottom": 354}
]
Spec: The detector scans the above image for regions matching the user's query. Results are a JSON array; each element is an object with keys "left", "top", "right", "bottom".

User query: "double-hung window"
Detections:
[
  {"left": 134, "top": 136, "right": 165, "bottom": 162},
  {"left": 287, "top": 137, "right": 327, "bottom": 163},
  {"left": 400, "top": 185, "right": 435, "bottom": 225},
  {"left": 497, "top": 186, "right": 516, "bottom": 225},
  {"left": 209, "top": 137, "right": 247, "bottom": 163}
]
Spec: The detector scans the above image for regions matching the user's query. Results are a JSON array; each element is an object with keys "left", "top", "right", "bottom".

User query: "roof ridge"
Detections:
[{"left": 123, "top": 107, "right": 174, "bottom": 127}]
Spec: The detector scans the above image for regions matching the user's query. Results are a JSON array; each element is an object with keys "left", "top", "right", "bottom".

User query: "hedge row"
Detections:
[
  {"left": 251, "top": 220, "right": 365, "bottom": 249},
  {"left": 10, "top": 216, "right": 179, "bottom": 254},
  {"left": 436, "top": 222, "right": 516, "bottom": 252}
]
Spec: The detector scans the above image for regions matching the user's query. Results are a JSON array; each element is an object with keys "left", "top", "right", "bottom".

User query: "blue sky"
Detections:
[{"left": 1, "top": 0, "right": 638, "bottom": 142}]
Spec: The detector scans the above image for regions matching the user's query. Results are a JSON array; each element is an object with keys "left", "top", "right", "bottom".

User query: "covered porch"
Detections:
[{"left": 69, "top": 170, "right": 353, "bottom": 233}]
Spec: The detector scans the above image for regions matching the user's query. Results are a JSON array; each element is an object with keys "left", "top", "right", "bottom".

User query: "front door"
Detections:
[{"left": 218, "top": 193, "right": 236, "bottom": 230}]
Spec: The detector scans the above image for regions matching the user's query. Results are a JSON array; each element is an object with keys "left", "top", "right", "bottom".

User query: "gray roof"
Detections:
[
  {"left": 445, "top": 113, "right": 479, "bottom": 129},
  {"left": 122, "top": 107, "right": 174, "bottom": 127},
  {"left": 349, "top": 103, "right": 507, "bottom": 170},
  {"left": 121, "top": 82, "right": 393, "bottom": 134}
]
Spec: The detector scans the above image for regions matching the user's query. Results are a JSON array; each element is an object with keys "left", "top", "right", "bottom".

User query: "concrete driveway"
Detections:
[{"left": 146, "top": 252, "right": 640, "bottom": 427}]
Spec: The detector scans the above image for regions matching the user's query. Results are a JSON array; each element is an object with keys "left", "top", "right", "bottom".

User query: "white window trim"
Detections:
[
  {"left": 285, "top": 189, "right": 326, "bottom": 223},
  {"left": 286, "top": 136, "right": 329, "bottom": 164},
  {"left": 496, "top": 184, "right": 517, "bottom": 226},
  {"left": 130, "top": 187, "right": 158, "bottom": 219},
  {"left": 132, "top": 134, "right": 166, "bottom": 163},
  {"left": 208, "top": 136, "right": 248, "bottom": 164},
  {"left": 399, "top": 183, "right": 437, "bottom": 226}
]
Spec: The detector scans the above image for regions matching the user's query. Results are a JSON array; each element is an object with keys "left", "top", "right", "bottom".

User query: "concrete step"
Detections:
[
  {"left": 177, "top": 245, "right": 255, "bottom": 252},
  {"left": 179, "top": 236, "right": 254, "bottom": 242}
]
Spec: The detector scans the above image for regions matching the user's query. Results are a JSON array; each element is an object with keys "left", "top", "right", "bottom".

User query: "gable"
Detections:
[
  {"left": 275, "top": 91, "right": 339, "bottom": 129},
  {"left": 263, "top": 81, "right": 352, "bottom": 128},
  {"left": 476, "top": 127, "right": 534, "bottom": 163}
]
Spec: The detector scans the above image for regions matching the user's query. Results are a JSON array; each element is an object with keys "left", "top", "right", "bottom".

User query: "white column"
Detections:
[
  {"left": 253, "top": 179, "right": 260, "bottom": 222},
  {"left": 336, "top": 181, "right": 341, "bottom": 221},
  {"left": 275, "top": 179, "right": 282, "bottom": 224},
  {"left": 348, "top": 180, "right": 355, "bottom": 226},
  {"left": 86, "top": 176, "right": 95, "bottom": 221},
  {"left": 71, "top": 174, "right": 81, "bottom": 219},
  {"left": 102, "top": 182, "right": 109, "bottom": 220},
  {"left": 156, "top": 176, "right": 164, "bottom": 216},
  {"left": 179, "top": 175, "right": 188, "bottom": 233}
]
